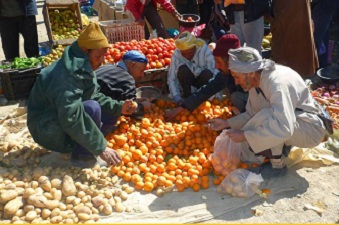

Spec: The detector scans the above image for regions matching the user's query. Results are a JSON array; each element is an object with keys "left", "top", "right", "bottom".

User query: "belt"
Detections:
[{"left": 232, "top": 4, "right": 245, "bottom": 11}]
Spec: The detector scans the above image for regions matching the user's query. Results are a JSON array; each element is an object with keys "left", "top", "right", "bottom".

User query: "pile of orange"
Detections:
[{"left": 108, "top": 98, "right": 240, "bottom": 192}]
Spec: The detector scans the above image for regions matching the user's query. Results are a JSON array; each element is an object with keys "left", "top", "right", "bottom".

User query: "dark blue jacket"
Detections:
[
  {"left": 181, "top": 71, "right": 245, "bottom": 111},
  {"left": 225, "top": 0, "right": 271, "bottom": 24},
  {"left": 22, "top": 0, "right": 38, "bottom": 16}
]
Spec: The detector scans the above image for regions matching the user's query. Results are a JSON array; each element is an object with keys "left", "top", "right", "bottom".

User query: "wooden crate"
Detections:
[
  {"left": 43, "top": 0, "right": 83, "bottom": 46},
  {"left": 136, "top": 68, "right": 168, "bottom": 94}
]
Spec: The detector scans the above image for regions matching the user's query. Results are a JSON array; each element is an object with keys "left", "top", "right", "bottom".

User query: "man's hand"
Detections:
[
  {"left": 206, "top": 118, "right": 229, "bottom": 131},
  {"left": 165, "top": 107, "right": 184, "bottom": 121},
  {"left": 122, "top": 100, "right": 138, "bottom": 115},
  {"left": 100, "top": 148, "right": 122, "bottom": 166},
  {"left": 225, "top": 129, "right": 246, "bottom": 143}
]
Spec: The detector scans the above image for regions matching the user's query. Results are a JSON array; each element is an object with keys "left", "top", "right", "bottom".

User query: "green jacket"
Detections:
[{"left": 27, "top": 42, "right": 123, "bottom": 155}]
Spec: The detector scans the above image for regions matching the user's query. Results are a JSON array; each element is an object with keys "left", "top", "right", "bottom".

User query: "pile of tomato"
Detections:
[{"left": 104, "top": 37, "right": 176, "bottom": 70}]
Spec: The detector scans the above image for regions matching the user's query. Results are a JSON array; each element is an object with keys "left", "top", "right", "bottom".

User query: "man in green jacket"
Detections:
[{"left": 27, "top": 22, "right": 137, "bottom": 167}]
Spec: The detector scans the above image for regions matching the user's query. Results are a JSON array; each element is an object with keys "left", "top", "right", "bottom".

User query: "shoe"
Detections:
[{"left": 248, "top": 162, "right": 288, "bottom": 180}]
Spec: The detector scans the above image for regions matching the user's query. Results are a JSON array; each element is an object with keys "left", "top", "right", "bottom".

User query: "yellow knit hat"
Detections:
[
  {"left": 77, "top": 22, "right": 109, "bottom": 49},
  {"left": 175, "top": 31, "right": 205, "bottom": 51}
]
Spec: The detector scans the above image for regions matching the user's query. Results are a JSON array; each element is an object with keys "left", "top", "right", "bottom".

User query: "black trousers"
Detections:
[
  {"left": 177, "top": 64, "right": 213, "bottom": 98},
  {"left": 0, "top": 15, "right": 39, "bottom": 60},
  {"left": 142, "top": 3, "right": 170, "bottom": 39}
]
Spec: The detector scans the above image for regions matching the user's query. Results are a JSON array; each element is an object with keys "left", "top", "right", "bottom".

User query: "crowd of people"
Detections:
[{"left": 1, "top": 0, "right": 336, "bottom": 179}]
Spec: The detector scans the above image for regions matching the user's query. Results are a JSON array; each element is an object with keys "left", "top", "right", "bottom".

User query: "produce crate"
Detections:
[
  {"left": 0, "top": 68, "right": 40, "bottom": 100},
  {"left": 43, "top": 0, "right": 83, "bottom": 46},
  {"left": 99, "top": 19, "right": 144, "bottom": 43},
  {"left": 136, "top": 68, "right": 168, "bottom": 94}
]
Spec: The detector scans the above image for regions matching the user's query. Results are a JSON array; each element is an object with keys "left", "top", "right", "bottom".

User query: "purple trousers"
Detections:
[{"left": 73, "top": 100, "right": 118, "bottom": 157}]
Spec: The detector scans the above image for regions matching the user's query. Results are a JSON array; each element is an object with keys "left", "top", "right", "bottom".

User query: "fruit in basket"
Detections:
[
  {"left": 42, "top": 45, "right": 65, "bottom": 67},
  {"left": 186, "top": 16, "right": 193, "bottom": 22},
  {"left": 49, "top": 9, "right": 81, "bottom": 40}
]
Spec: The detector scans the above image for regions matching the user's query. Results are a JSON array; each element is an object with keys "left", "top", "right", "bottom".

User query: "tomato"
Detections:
[
  {"left": 114, "top": 53, "right": 122, "bottom": 61},
  {"left": 164, "top": 58, "right": 171, "bottom": 65},
  {"left": 150, "top": 62, "right": 157, "bottom": 69},
  {"left": 148, "top": 49, "right": 155, "bottom": 55},
  {"left": 145, "top": 63, "right": 150, "bottom": 70},
  {"left": 155, "top": 61, "right": 163, "bottom": 69},
  {"left": 151, "top": 55, "right": 158, "bottom": 61},
  {"left": 156, "top": 47, "right": 163, "bottom": 54},
  {"left": 158, "top": 53, "right": 164, "bottom": 59}
]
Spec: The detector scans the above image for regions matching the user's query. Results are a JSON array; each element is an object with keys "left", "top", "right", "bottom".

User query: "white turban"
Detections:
[{"left": 228, "top": 47, "right": 275, "bottom": 73}]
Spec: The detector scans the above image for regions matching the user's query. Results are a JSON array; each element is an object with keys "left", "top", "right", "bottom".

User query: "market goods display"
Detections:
[
  {"left": 0, "top": 57, "right": 43, "bottom": 70},
  {"left": 42, "top": 45, "right": 66, "bottom": 67},
  {"left": 311, "top": 82, "right": 339, "bottom": 129},
  {"left": 49, "top": 9, "right": 81, "bottom": 40},
  {"left": 262, "top": 33, "right": 272, "bottom": 50},
  {"left": 109, "top": 98, "right": 237, "bottom": 193},
  {"left": 104, "top": 38, "right": 176, "bottom": 70}
]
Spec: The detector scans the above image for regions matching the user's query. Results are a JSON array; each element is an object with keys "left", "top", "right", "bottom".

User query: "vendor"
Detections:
[
  {"left": 167, "top": 31, "right": 219, "bottom": 106},
  {"left": 165, "top": 34, "right": 248, "bottom": 121},
  {"left": 96, "top": 50, "right": 147, "bottom": 101},
  {"left": 96, "top": 50, "right": 151, "bottom": 111},
  {"left": 27, "top": 22, "right": 138, "bottom": 168},
  {"left": 208, "top": 47, "right": 326, "bottom": 178}
]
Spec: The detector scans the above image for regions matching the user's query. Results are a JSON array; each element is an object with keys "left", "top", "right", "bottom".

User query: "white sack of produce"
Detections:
[{"left": 216, "top": 168, "right": 264, "bottom": 198}]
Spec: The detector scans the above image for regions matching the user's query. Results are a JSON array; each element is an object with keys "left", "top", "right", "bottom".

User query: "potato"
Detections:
[
  {"left": 90, "top": 214, "right": 100, "bottom": 221},
  {"left": 75, "top": 206, "right": 92, "bottom": 215},
  {"left": 59, "top": 203, "right": 67, "bottom": 211},
  {"left": 13, "top": 181, "right": 25, "bottom": 188},
  {"left": 50, "top": 208, "right": 61, "bottom": 218},
  {"left": 50, "top": 216, "right": 62, "bottom": 224},
  {"left": 125, "top": 206, "right": 133, "bottom": 213},
  {"left": 23, "top": 205, "right": 35, "bottom": 213},
  {"left": 66, "top": 196, "right": 76, "bottom": 204},
  {"left": 4, "top": 197, "right": 24, "bottom": 215},
  {"left": 38, "top": 176, "right": 51, "bottom": 192},
  {"left": 30, "top": 181, "right": 39, "bottom": 189},
  {"left": 50, "top": 178, "right": 62, "bottom": 189},
  {"left": 0, "top": 190, "right": 18, "bottom": 204},
  {"left": 78, "top": 213, "right": 90, "bottom": 221},
  {"left": 12, "top": 220, "right": 25, "bottom": 224},
  {"left": 115, "top": 203, "right": 124, "bottom": 213},
  {"left": 25, "top": 211, "right": 37, "bottom": 221},
  {"left": 124, "top": 186, "right": 134, "bottom": 194},
  {"left": 120, "top": 191, "right": 128, "bottom": 201},
  {"left": 14, "top": 209, "right": 25, "bottom": 217},
  {"left": 62, "top": 175, "right": 76, "bottom": 197},
  {"left": 64, "top": 218, "right": 74, "bottom": 223},
  {"left": 22, "top": 188, "right": 35, "bottom": 199},
  {"left": 103, "top": 204, "right": 112, "bottom": 215},
  {"left": 51, "top": 189, "right": 62, "bottom": 201},
  {"left": 4, "top": 183, "right": 16, "bottom": 190},
  {"left": 32, "top": 167, "right": 44, "bottom": 180},
  {"left": 91, "top": 196, "right": 104, "bottom": 208},
  {"left": 46, "top": 200, "right": 60, "bottom": 210},
  {"left": 14, "top": 188, "right": 24, "bottom": 196},
  {"left": 28, "top": 194, "right": 49, "bottom": 208},
  {"left": 41, "top": 209, "right": 52, "bottom": 219},
  {"left": 34, "top": 187, "right": 44, "bottom": 195}
]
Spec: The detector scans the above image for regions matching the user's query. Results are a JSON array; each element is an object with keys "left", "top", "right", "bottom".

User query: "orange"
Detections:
[
  {"left": 144, "top": 182, "right": 154, "bottom": 192},
  {"left": 192, "top": 183, "right": 200, "bottom": 192},
  {"left": 135, "top": 181, "right": 144, "bottom": 190}
]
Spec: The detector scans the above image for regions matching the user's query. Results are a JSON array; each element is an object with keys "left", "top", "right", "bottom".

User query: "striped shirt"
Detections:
[{"left": 167, "top": 44, "right": 219, "bottom": 102}]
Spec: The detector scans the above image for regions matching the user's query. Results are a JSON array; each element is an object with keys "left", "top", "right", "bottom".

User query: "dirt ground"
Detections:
[{"left": 1, "top": 2, "right": 339, "bottom": 224}]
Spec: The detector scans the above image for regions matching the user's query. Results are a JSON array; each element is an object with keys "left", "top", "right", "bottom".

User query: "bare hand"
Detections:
[
  {"left": 100, "top": 148, "right": 122, "bottom": 166},
  {"left": 206, "top": 118, "right": 229, "bottom": 131},
  {"left": 225, "top": 129, "right": 246, "bottom": 143},
  {"left": 122, "top": 100, "right": 138, "bottom": 115},
  {"left": 165, "top": 107, "right": 184, "bottom": 121}
]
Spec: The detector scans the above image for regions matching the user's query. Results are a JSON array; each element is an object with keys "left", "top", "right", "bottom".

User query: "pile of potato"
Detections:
[{"left": 0, "top": 165, "right": 135, "bottom": 224}]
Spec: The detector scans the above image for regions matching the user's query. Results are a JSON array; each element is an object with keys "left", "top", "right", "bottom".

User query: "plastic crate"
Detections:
[
  {"left": 0, "top": 67, "right": 40, "bottom": 100},
  {"left": 99, "top": 19, "right": 144, "bottom": 43},
  {"left": 136, "top": 68, "right": 168, "bottom": 94}
]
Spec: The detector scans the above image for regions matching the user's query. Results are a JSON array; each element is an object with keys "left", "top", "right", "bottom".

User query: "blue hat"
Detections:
[{"left": 122, "top": 50, "right": 148, "bottom": 63}]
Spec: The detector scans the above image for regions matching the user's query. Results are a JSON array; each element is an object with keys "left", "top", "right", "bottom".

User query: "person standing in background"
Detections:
[
  {"left": 0, "top": 0, "right": 39, "bottom": 60},
  {"left": 125, "top": 0, "right": 180, "bottom": 39},
  {"left": 311, "top": 0, "right": 339, "bottom": 69},
  {"left": 269, "top": 0, "right": 318, "bottom": 78},
  {"left": 174, "top": 0, "right": 200, "bottom": 15},
  {"left": 224, "top": 0, "right": 271, "bottom": 54}
]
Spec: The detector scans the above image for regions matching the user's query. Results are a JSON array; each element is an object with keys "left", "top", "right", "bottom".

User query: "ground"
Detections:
[{"left": 1, "top": 1, "right": 339, "bottom": 223}]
